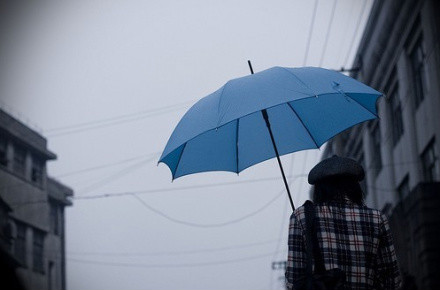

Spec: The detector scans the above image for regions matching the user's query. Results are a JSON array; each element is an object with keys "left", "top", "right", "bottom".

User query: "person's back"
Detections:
[{"left": 285, "top": 156, "right": 402, "bottom": 290}]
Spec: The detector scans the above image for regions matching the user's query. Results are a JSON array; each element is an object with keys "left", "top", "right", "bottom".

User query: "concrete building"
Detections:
[
  {"left": 321, "top": 0, "right": 440, "bottom": 289},
  {"left": 0, "top": 109, "right": 73, "bottom": 290}
]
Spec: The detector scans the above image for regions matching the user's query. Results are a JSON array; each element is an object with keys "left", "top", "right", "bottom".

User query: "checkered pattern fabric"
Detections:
[{"left": 285, "top": 200, "right": 402, "bottom": 290}]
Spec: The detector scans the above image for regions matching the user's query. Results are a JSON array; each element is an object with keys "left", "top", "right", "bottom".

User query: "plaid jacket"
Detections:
[{"left": 285, "top": 200, "right": 402, "bottom": 290}]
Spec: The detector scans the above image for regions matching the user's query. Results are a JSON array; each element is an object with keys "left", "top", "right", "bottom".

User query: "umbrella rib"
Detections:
[
  {"left": 235, "top": 119, "right": 240, "bottom": 173},
  {"left": 286, "top": 103, "right": 320, "bottom": 149},
  {"left": 173, "top": 143, "right": 187, "bottom": 179}
]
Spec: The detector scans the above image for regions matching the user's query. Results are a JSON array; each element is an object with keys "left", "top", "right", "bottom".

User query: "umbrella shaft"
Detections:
[{"left": 261, "top": 109, "right": 295, "bottom": 211}]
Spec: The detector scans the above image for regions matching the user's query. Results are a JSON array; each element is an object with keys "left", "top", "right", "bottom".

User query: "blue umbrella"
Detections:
[{"left": 159, "top": 63, "right": 382, "bottom": 210}]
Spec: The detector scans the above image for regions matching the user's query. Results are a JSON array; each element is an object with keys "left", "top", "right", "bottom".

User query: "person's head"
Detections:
[{"left": 308, "top": 155, "right": 365, "bottom": 205}]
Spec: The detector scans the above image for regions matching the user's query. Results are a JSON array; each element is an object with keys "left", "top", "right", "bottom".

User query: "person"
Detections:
[{"left": 285, "top": 155, "right": 402, "bottom": 290}]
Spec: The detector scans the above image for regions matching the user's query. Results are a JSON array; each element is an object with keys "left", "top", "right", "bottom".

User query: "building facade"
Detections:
[
  {"left": 321, "top": 0, "right": 440, "bottom": 289},
  {"left": 0, "top": 109, "right": 72, "bottom": 290}
]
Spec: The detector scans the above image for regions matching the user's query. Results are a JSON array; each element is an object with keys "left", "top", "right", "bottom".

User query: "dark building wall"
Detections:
[
  {"left": 389, "top": 183, "right": 440, "bottom": 290},
  {"left": 0, "top": 109, "right": 72, "bottom": 290},
  {"left": 321, "top": 0, "right": 440, "bottom": 288}
]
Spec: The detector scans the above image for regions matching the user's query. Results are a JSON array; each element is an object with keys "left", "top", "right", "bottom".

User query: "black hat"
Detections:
[{"left": 308, "top": 155, "right": 365, "bottom": 185}]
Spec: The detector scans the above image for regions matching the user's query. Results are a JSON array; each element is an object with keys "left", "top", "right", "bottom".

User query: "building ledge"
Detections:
[
  {"left": 47, "top": 178, "right": 73, "bottom": 206},
  {"left": 0, "top": 109, "right": 56, "bottom": 160}
]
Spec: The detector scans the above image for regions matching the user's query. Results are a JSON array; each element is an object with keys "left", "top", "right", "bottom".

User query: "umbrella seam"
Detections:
[
  {"left": 278, "top": 67, "right": 319, "bottom": 97},
  {"left": 286, "top": 102, "right": 320, "bottom": 148},
  {"left": 216, "top": 82, "right": 229, "bottom": 128}
]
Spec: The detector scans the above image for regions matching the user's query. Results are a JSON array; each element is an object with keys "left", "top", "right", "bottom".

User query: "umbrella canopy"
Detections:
[{"left": 159, "top": 66, "right": 381, "bottom": 180}]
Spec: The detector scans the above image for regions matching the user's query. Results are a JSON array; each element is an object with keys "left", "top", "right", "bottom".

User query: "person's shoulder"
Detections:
[
  {"left": 358, "top": 205, "right": 387, "bottom": 223},
  {"left": 362, "top": 205, "right": 382, "bottom": 215},
  {"left": 292, "top": 201, "right": 310, "bottom": 220}
]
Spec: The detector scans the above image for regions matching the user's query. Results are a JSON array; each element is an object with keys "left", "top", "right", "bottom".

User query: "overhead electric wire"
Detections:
[
  {"left": 10, "top": 180, "right": 292, "bottom": 229},
  {"left": 131, "top": 184, "right": 286, "bottom": 228},
  {"left": 10, "top": 182, "right": 289, "bottom": 230},
  {"left": 45, "top": 101, "right": 193, "bottom": 138},
  {"left": 45, "top": 100, "right": 193, "bottom": 133},
  {"left": 67, "top": 239, "right": 281, "bottom": 257},
  {"left": 8, "top": 174, "right": 304, "bottom": 208},
  {"left": 6, "top": 157, "right": 429, "bottom": 209},
  {"left": 0, "top": 152, "right": 160, "bottom": 193},
  {"left": 73, "top": 174, "right": 305, "bottom": 200},
  {"left": 67, "top": 251, "right": 285, "bottom": 269},
  {"left": 54, "top": 151, "right": 161, "bottom": 178},
  {"left": 318, "top": 0, "right": 338, "bottom": 67},
  {"left": 335, "top": 0, "right": 356, "bottom": 66},
  {"left": 77, "top": 155, "right": 156, "bottom": 196},
  {"left": 16, "top": 181, "right": 410, "bottom": 207},
  {"left": 342, "top": 0, "right": 369, "bottom": 67},
  {"left": 302, "top": 0, "right": 319, "bottom": 66}
]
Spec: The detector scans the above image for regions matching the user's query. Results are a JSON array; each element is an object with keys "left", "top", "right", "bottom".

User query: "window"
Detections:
[
  {"left": 385, "top": 70, "right": 404, "bottom": 146},
  {"left": 33, "top": 229, "right": 45, "bottom": 273},
  {"left": 31, "top": 156, "right": 44, "bottom": 185},
  {"left": 0, "top": 135, "right": 7, "bottom": 166},
  {"left": 390, "top": 86, "right": 404, "bottom": 146},
  {"left": 421, "top": 139, "right": 438, "bottom": 182},
  {"left": 50, "top": 201, "right": 60, "bottom": 235},
  {"left": 13, "top": 144, "right": 26, "bottom": 176},
  {"left": 409, "top": 34, "right": 428, "bottom": 108},
  {"left": 397, "top": 175, "right": 410, "bottom": 201},
  {"left": 371, "top": 124, "right": 382, "bottom": 176},
  {"left": 14, "top": 222, "right": 27, "bottom": 267}
]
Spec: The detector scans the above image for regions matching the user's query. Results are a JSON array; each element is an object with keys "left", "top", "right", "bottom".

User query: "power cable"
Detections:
[
  {"left": 67, "top": 239, "right": 281, "bottom": 257},
  {"left": 302, "top": 0, "right": 320, "bottom": 66},
  {"left": 10, "top": 182, "right": 289, "bottom": 230},
  {"left": 9, "top": 183, "right": 289, "bottom": 230},
  {"left": 54, "top": 151, "right": 160, "bottom": 178},
  {"left": 318, "top": 0, "right": 338, "bottom": 67},
  {"left": 342, "top": 0, "right": 369, "bottom": 67},
  {"left": 8, "top": 147, "right": 419, "bottom": 203},
  {"left": 0, "top": 152, "right": 160, "bottom": 192},
  {"left": 7, "top": 174, "right": 305, "bottom": 208},
  {"left": 76, "top": 155, "right": 156, "bottom": 196},
  {"left": 335, "top": 0, "right": 356, "bottom": 66},
  {"left": 6, "top": 157, "right": 430, "bottom": 208},
  {"left": 46, "top": 102, "right": 192, "bottom": 138},
  {"left": 67, "top": 251, "right": 285, "bottom": 269},
  {"left": 73, "top": 174, "right": 304, "bottom": 200},
  {"left": 45, "top": 100, "right": 193, "bottom": 133},
  {"left": 130, "top": 184, "right": 286, "bottom": 228}
]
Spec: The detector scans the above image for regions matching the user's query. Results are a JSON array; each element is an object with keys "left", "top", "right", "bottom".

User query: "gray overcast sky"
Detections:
[{"left": 0, "top": 0, "right": 373, "bottom": 289}]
